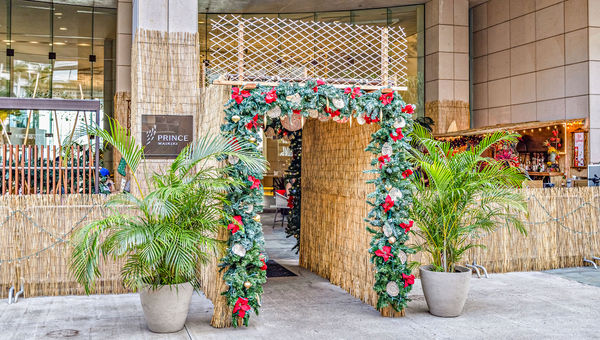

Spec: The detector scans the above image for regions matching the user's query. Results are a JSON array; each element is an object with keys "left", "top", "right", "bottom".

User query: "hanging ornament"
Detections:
[
  {"left": 332, "top": 97, "right": 345, "bottom": 109},
  {"left": 356, "top": 114, "right": 366, "bottom": 125},
  {"left": 388, "top": 236, "right": 397, "bottom": 244},
  {"left": 244, "top": 281, "right": 252, "bottom": 289},
  {"left": 397, "top": 251, "right": 407, "bottom": 264},
  {"left": 383, "top": 223, "right": 393, "bottom": 237},
  {"left": 381, "top": 143, "right": 393, "bottom": 156},
  {"left": 389, "top": 188, "right": 403, "bottom": 200},
  {"left": 249, "top": 136, "right": 257, "bottom": 143},
  {"left": 384, "top": 184, "right": 393, "bottom": 192},
  {"left": 227, "top": 155, "right": 239, "bottom": 165},
  {"left": 266, "top": 105, "right": 282, "bottom": 118},
  {"left": 253, "top": 215, "right": 261, "bottom": 222},
  {"left": 245, "top": 204, "right": 254, "bottom": 214},
  {"left": 286, "top": 93, "right": 301, "bottom": 105},
  {"left": 232, "top": 244, "right": 246, "bottom": 257},
  {"left": 281, "top": 114, "right": 303, "bottom": 131},
  {"left": 386, "top": 281, "right": 400, "bottom": 297},
  {"left": 308, "top": 109, "right": 319, "bottom": 118},
  {"left": 231, "top": 115, "right": 241, "bottom": 123},
  {"left": 393, "top": 117, "right": 406, "bottom": 129}
]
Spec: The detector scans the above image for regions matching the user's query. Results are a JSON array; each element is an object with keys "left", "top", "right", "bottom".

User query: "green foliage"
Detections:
[
  {"left": 285, "top": 130, "right": 301, "bottom": 252},
  {"left": 70, "top": 118, "right": 266, "bottom": 294},
  {"left": 408, "top": 124, "right": 528, "bottom": 272}
]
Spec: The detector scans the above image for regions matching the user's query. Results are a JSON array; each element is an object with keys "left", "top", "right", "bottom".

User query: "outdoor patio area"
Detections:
[{"left": 1, "top": 213, "right": 599, "bottom": 340}]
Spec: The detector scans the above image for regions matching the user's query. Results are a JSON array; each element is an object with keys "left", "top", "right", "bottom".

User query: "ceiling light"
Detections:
[
  {"left": 55, "top": 12, "right": 62, "bottom": 15},
  {"left": 59, "top": 27, "right": 67, "bottom": 31},
  {"left": 78, "top": 43, "right": 90, "bottom": 47},
  {"left": 30, "top": 41, "right": 39, "bottom": 44},
  {"left": 2, "top": 39, "right": 15, "bottom": 43},
  {"left": 54, "top": 42, "right": 65, "bottom": 45}
]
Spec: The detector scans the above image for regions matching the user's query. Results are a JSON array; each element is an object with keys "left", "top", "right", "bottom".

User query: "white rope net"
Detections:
[{"left": 207, "top": 15, "right": 408, "bottom": 88}]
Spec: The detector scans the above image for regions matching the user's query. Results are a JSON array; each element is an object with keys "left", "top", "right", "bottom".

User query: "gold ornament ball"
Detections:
[
  {"left": 388, "top": 236, "right": 397, "bottom": 244},
  {"left": 253, "top": 215, "right": 261, "bottom": 222},
  {"left": 231, "top": 115, "right": 241, "bottom": 123},
  {"left": 244, "top": 281, "right": 252, "bottom": 289},
  {"left": 249, "top": 137, "right": 257, "bottom": 143}
]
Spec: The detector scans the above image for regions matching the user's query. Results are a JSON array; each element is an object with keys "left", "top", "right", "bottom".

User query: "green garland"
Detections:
[{"left": 219, "top": 81, "right": 415, "bottom": 326}]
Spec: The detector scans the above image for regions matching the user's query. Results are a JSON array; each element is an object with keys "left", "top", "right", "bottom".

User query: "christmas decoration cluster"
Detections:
[{"left": 220, "top": 80, "right": 415, "bottom": 325}]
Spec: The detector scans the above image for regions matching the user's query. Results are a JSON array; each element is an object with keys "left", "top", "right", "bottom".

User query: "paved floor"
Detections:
[{"left": 1, "top": 213, "right": 600, "bottom": 339}]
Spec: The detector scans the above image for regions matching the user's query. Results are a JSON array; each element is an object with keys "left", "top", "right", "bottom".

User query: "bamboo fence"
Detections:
[{"left": 0, "top": 195, "right": 127, "bottom": 299}]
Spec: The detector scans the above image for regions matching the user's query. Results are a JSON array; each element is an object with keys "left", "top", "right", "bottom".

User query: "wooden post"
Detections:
[
  {"left": 1, "top": 144, "right": 5, "bottom": 194},
  {"left": 381, "top": 27, "right": 389, "bottom": 87},
  {"left": 46, "top": 145, "right": 50, "bottom": 194},
  {"left": 238, "top": 21, "right": 244, "bottom": 82},
  {"left": 33, "top": 145, "right": 37, "bottom": 194}
]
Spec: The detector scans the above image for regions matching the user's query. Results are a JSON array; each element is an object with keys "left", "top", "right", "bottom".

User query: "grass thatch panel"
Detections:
[
  {"left": 0, "top": 195, "right": 128, "bottom": 299},
  {"left": 300, "top": 119, "right": 380, "bottom": 309}
]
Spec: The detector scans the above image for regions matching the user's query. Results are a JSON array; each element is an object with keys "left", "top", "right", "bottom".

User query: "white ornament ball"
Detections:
[
  {"left": 231, "top": 115, "right": 241, "bottom": 123},
  {"left": 386, "top": 281, "right": 400, "bottom": 297},
  {"left": 397, "top": 251, "right": 407, "bottom": 264},
  {"left": 232, "top": 244, "right": 246, "bottom": 257},
  {"left": 266, "top": 105, "right": 282, "bottom": 118},
  {"left": 388, "top": 236, "right": 397, "bottom": 244},
  {"left": 228, "top": 155, "right": 239, "bottom": 165},
  {"left": 332, "top": 98, "right": 345, "bottom": 109},
  {"left": 381, "top": 143, "right": 393, "bottom": 156},
  {"left": 389, "top": 188, "right": 403, "bottom": 200},
  {"left": 383, "top": 223, "right": 393, "bottom": 237},
  {"left": 286, "top": 93, "right": 302, "bottom": 104},
  {"left": 308, "top": 109, "right": 319, "bottom": 118},
  {"left": 249, "top": 137, "right": 257, "bottom": 143},
  {"left": 356, "top": 115, "right": 366, "bottom": 125},
  {"left": 393, "top": 117, "right": 406, "bottom": 129},
  {"left": 245, "top": 204, "right": 254, "bottom": 214}
]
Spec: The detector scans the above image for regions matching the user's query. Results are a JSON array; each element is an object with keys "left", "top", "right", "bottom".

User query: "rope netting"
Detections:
[{"left": 207, "top": 15, "right": 408, "bottom": 88}]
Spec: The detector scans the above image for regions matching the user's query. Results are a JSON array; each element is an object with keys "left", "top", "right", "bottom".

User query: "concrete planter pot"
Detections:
[
  {"left": 419, "top": 265, "right": 471, "bottom": 317},
  {"left": 139, "top": 282, "right": 194, "bottom": 333}
]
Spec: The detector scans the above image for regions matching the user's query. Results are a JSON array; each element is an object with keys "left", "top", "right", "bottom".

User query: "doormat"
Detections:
[{"left": 266, "top": 260, "right": 297, "bottom": 277}]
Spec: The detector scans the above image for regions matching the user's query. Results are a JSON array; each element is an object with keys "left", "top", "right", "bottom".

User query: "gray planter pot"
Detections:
[
  {"left": 419, "top": 265, "right": 471, "bottom": 317},
  {"left": 139, "top": 282, "right": 194, "bottom": 333}
]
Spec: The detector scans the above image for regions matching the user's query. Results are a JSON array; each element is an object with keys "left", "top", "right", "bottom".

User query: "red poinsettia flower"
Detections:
[
  {"left": 248, "top": 175, "right": 261, "bottom": 189},
  {"left": 382, "top": 195, "right": 395, "bottom": 213},
  {"left": 401, "top": 104, "right": 414, "bottom": 114},
  {"left": 232, "top": 87, "right": 251, "bottom": 104},
  {"left": 375, "top": 245, "right": 394, "bottom": 262},
  {"left": 246, "top": 114, "right": 259, "bottom": 130},
  {"left": 233, "top": 297, "right": 252, "bottom": 318},
  {"left": 364, "top": 115, "right": 380, "bottom": 124},
  {"left": 265, "top": 87, "right": 277, "bottom": 104},
  {"left": 402, "top": 273, "right": 415, "bottom": 287},
  {"left": 344, "top": 87, "right": 362, "bottom": 99},
  {"left": 287, "top": 195, "right": 294, "bottom": 209},
  {"left": 260, "top": 257, "right": 268, "bottom": 270},
  {"left": 293, "top": 109, "right": 301, "bottom": 115},
  {"left": 402, "top": 169, "right": 413, "bottom": 179},
  {"left": 379, "top": 92, "right": 394, "bottom": 105},
  {"left": 325, "top": 106, "right": 341, "bottom": 117},
  {"left": 390, "top": 128, "right": 404, "bottom": 142},
  {"left": 378, "top": 155, "right": 390, "bottom": 169},
  {"left": 227, "top": 215, "right": 243, "bottom": 234},
  {"left": 399, "top": 220, "right": 413, "bottom": 233},
  {"left": 552, "top": 130, "right": 558, "bottom": 137}
]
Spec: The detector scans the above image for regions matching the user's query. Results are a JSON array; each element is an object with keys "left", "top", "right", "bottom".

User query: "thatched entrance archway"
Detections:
[{"left": 198, "top": 83, "right": 416, "bottom": 327}]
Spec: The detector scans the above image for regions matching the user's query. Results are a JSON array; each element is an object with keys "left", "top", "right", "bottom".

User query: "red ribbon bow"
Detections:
[
  {"left": 248, "top": 176, "right": 261, "bottom": 190},
  {"left": 260, "top": 257, "right": 268, "bottom": 270},
  {"left": 227, "top": 215, "right": 243, "bottom": 234},
  {"left": 233, "top": 297, "right": 252, "bottom": 319},
  {"left": 287, "top": 195, "right": 294, "bottom": 208},
  {"left": 379, "top": 92, "right": 394, "bottom": 105},
  {"left": 390, "top": 128, "right": 404, "bottom": 142},
  {"left": 382, "top": 195, "right": 395, "bottom": 213},
  {"left": 402, "top": 273, "right": 415, "bottom": 287},
  {"left": 375, "top": 245, "right": 394, "bottom": 262},
  {"left": 232, "top": 87, "right": 251, "bottom": 104},
  {"left": 364, "top": 115, "right": 380, "bottom": 124},
  {"left": 344, "top": 87, "right": 362, "bottom": 99},
  {"left": 401, "top": 104, "right": 414, "bottom": 114},
  {"left": 265, "top": 87, "right": 277, "bottom": 104},
  {"left": 378, "top": 155, "right": 390, "bottom": 169},
  {"left": 325, "top": 106, "right": 341, "bottom": 117},
  {"left": 399, "top": 220, "right": 413, "bottom": 233},
  {"left": 246, "top": 114, "right": 259, "bottom": 130},
  {"left": 402, "top": 169, "right": 413, "bottom": 179}
]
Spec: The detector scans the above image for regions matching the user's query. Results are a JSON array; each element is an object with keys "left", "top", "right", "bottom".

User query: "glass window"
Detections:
[{"left": 0, "top": 0, "right": 9, "bottom": 97}]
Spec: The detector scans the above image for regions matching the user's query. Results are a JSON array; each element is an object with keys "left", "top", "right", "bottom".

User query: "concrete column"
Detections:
[
  {"left": 132, "top": 0, "right": 198, "bottom": 33},
  {"left": 116, "top": 0, "right": 132, "bottom": 93},
  {"left": 424, "top": 0, "right": 470, "bottom": 134},
  {"left": 589, "top": 0, "right": 600, "bottom": 164}
]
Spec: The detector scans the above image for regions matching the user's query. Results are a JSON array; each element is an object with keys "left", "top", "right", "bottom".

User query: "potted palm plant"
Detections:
[
  {"left": 70, "top": 118, "right": 265, "bottom": 332},
  {"left": 408, "top": 125, "right": 527, "bottom": 317}
]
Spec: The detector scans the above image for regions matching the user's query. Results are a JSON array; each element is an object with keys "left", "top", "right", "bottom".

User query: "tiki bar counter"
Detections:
[{"left": 436, "top": 119, "right": 594, "bottom": 187}]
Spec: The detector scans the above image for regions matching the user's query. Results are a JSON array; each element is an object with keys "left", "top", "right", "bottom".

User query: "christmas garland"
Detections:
[
  {"left": 219, "top": 81, "right": 415, "bottom": 326},
  {"left": 284, "top": 130, "right": 302, "bottom": 252}
]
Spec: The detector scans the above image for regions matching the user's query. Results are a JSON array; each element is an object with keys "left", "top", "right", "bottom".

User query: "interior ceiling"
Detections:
[{"left": 24, "top": 0, "right": 488, "bottom": 11}]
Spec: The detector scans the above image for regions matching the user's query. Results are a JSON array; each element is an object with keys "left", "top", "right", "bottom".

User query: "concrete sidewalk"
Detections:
[{"left": 2, "top": 216, "right": 599, "bottom": 339}]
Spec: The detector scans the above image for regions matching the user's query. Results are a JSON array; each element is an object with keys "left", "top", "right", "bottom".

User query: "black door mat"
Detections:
[{"left": 266, "top": 260, "right": 297, "bottom": 277}]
